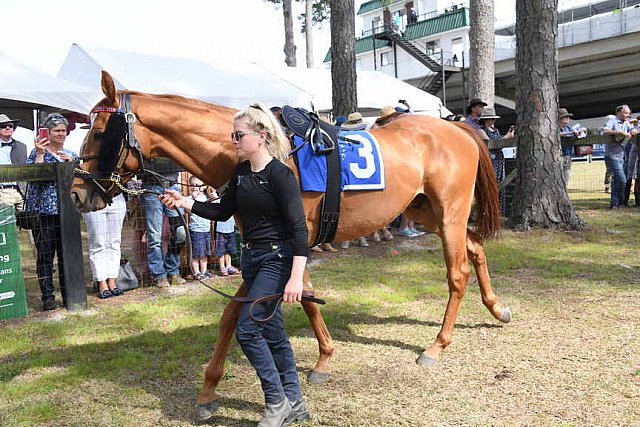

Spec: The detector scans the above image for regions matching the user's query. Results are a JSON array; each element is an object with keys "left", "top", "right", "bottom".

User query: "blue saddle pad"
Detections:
[{"left": 294, "top": 130, "right": 386, "bottom": 192}]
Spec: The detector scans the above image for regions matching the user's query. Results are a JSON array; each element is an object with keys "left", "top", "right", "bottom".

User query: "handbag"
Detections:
[
  {"left": 116, "top": 258, "right": 139, "bottom": 291},
  {"left": 574, "top": 145, "right": 593, "bottom": 157},
  {"left": 15, "top": 202, "right": 38, "bottom": 230}
]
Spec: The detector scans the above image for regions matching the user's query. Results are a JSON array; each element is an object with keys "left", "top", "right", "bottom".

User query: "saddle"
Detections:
[
  {"left": 281, "top": 105, "right": 341, "bottom": 247},
  {"left": 281, "top": 105, "right": 334, "bottom": 154}
]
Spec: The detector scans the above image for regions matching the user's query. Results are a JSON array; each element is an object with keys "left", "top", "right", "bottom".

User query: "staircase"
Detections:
[{"left": 375, "top": 29, "right": 461, "bottom": 95}]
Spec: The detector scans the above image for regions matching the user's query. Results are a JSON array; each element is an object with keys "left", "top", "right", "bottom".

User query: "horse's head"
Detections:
[{"left": 71, "top": 71, "right": 142, "bottom": 212}]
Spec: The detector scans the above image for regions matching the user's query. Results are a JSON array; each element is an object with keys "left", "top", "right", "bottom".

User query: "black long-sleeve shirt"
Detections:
[{"left": 192, "top": 158, "right": 309, "bottom": 257}]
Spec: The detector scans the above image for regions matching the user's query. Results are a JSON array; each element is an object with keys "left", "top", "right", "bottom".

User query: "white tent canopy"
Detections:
[
  {"left": 258, "top": 65, "right": 451, "bottom": 118},
  {"left": 0, "top": 52, "right": 102, "bottom": 129},
  {"left": 58, "top": 44, "right": 314, "bottom": 110}
]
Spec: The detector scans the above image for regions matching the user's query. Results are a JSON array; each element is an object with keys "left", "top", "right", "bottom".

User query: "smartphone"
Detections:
[{"left": 38, "top": 128, "right": 49, "bottom": 139}]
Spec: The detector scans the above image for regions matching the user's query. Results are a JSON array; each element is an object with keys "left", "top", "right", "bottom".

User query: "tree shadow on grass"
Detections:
[{"left": 0, "top": 299, "right": 509, "bottom": 425}]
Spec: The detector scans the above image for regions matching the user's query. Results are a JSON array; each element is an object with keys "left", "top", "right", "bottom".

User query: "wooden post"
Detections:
[{"left": 55, "top": 162, "right": 86, "bottom": 311}]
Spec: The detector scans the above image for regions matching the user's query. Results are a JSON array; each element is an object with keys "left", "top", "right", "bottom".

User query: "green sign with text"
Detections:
[{"left": 0, "top": 205, "right": 28, "bottom": 320}]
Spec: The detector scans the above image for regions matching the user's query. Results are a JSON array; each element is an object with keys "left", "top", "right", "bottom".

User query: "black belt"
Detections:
[{"left": 241, "top": 241, "right": 286, "bottom": 250}]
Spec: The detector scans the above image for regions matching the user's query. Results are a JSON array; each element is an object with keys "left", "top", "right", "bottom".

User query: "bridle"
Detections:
[
  {"left": 74, "top": 93, "right": 325, "bottom": 321},
  {"left": 74, "top": 93, "right": 148, "bottom": 204}
]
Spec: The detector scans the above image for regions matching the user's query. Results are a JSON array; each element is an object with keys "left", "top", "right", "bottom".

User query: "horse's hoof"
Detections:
[
  {"left": 500, "top": 307, "right": 512, "bottom": 323},
  {"left": 307, "top": 370, "right": 330, "bottom": 384},
  {"left": 195, "top": 400, "right": 219, "bottom": 422},
  {"left": 416, "top": 353, "right": 438, "bottom": 366}
]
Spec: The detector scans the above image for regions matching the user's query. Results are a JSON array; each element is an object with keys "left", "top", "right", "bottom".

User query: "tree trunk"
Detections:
[
  {"left": 283, "top": 0, "right": 297, "bottom": 67},
  {"left": 508, "top": 0, "right": 583, "bottom": 230},
  {"left": 330, "top": 0, "right": 357, "bottom": 116},
  {"left": 468, "top": 0, "right": 495, "bottom": 107},
  {"left": 305, "top": 0, "right": 315, "bottom": 68}
]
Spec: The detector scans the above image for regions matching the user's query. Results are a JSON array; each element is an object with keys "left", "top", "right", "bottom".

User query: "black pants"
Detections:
[{"left": 32, "top": 214, "right": 66, "bottom": 304}]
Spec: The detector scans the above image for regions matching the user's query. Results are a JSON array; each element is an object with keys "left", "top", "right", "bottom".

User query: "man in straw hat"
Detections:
[
  {"left": 0, "top": 113, "right": 27, "bottom": 206},
  {"left": 340, "top": 112, "right": 368, "bottom": 131}
]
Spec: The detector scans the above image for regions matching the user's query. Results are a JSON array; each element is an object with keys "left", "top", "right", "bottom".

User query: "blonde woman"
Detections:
[{"left": 159, "top": 103, "right": 310, "bottom": 426}]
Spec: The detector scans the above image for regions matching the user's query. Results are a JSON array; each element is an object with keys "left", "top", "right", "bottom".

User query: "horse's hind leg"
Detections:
[
  {"left": 466, "top": 229, "right": 512, "bottom": 323},
  {"left": 195, "top": 286, "right": 244, "bottom": 422},
  {"left": 417, "top": 221, "right": 471, "bottom": 366},
  {"left": 301, "top": 268, "right": 335, "bottom": 383}
]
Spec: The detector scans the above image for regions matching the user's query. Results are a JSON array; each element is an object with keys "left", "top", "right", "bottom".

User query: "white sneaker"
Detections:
[
  {"left": 358, "top": 237, "right": 369, "bottom": 247},
  {"left": 340, "top": 241, "right": 350, "bottom": 249}
]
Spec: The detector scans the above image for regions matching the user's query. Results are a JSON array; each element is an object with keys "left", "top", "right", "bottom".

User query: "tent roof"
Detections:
[
  {"left": 258, "top": 65, "right": 450, "bottom": 117},
  {"left": 58, "top": 44, "right": 314, "bottom": 110},
  {"left": 0, "top": 52, "right": 102, "bottom": 129}
]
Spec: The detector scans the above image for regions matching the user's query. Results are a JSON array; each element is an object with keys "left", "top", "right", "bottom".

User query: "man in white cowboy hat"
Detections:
[
  {"left": 558, "top": 107, "right": 584, "bottom": 188},
  {"left": 0, "top": 113, "right": 28, "bottom": 206}
]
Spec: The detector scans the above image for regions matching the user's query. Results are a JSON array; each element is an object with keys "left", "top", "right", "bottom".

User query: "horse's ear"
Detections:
[{"left": 101, "top": 71, "right": 118, "bottom": 107}]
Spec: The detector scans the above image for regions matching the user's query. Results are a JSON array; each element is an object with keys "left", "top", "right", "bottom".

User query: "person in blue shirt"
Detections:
[
  {"left": 25, "top": 113, "right": 77, "bottom": 311},
  {"left": 603, "top": 105, "right": 638, "bottom": 209}
]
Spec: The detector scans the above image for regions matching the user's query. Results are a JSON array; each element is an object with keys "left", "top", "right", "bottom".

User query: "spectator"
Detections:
[
  {"left": 465, "top": 98, "right": 487, "bottom": 131},
  {"left": 624, "top": 116, "right": 640, "bottom": 205},
  {"left": 186, "top": 176, "right": 214, "bottom": 280},
  {"left": 0, "top": 114, "right": 27, "bottom": 206},
  {"left": 340, "top": 112, "right": 369, "bottom": 248},
  {"left": 558, "top": 108, "right": 582, "bottom": 188},
  {"left": 139, "top": 158, "right": 187, "bottom": 287},
  {"left": 409, "top": 7, "right": 418, "bottom": 24},
  {"left": 480, "top": 107, "right": 514, "bottom": 215},
  {"left": 82, "top": 193, "right": 127, "bottom": 299},
  {"left": 211, "top": 187, "right": 240, "bottom": 276},
  {"left": 603, "top": 105, "right": 637, "bottom": 209},
  {"left": 392, "top": 13, "right": 403, "bottom": 35},
  {"left": 25, "top": 113, "right": 77, "bottom": 311},
  {"left": 159, "top": 102, "right": 311, "bottom": 426}
]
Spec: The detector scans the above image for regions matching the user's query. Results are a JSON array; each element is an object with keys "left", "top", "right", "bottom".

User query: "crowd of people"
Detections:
[{"left": 4, "top": 99, "right": 633, "bottom": 314}]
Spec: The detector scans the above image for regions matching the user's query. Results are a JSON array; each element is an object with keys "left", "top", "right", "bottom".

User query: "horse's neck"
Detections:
[{"left": 132, "top": 93, "right": 238, "bottom": 187}]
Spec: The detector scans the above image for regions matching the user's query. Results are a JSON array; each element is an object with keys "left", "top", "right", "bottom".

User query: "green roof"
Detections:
[
  {"left": 357, "top": 0, "right": 384, "bottom": 15},
  {"left": 324, "top": 8, "right": 469, "bottom": 63},
  {"left": 404, "top": 8, "right": 469, "bottom": 40},
  {"left": 323, "top": 36, "right": 391, "bottom": 63}
]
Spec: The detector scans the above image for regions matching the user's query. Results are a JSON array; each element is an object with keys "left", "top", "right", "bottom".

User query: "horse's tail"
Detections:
[{"left": 452, "top": 122, "right": 501, "bottom": 239}]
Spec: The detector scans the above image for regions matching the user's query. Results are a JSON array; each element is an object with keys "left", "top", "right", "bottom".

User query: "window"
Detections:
[
  {"left": 425, "top": 40, "right": 440, "bottom": 54},
  {"left": 380, "top": 52, "right": 392, "bottom": 66}
]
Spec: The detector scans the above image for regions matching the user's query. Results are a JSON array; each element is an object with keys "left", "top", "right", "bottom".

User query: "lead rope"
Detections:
[{"left": 175, "top": 207, "right": 325, "bottom": 324}]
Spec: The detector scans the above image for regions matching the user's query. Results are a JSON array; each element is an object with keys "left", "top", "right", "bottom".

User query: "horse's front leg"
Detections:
[
  {"left": 195, "top": 285, "right": 245, "bottom": 422},
  {"left": 417, "top": 224, "right": 471, "bottom": 366},
  {"left": 301, "top": 268, "right": 335, "bottom": 383}
]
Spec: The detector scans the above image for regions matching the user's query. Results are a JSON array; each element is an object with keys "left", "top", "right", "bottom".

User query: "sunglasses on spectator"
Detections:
[
  {"left": 231, "top": 131, "right": 258, "bottom": 141},
  {"left": 1, "top": 123, "right": 15, "bottom": 129}
]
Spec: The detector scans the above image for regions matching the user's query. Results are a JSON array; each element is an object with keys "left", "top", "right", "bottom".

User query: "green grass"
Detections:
[{"left": 1, "top": 188, "right": 639, "bottom": 426}]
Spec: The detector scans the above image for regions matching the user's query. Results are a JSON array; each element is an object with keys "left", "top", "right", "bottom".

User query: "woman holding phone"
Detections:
[{"left": 25, "top": 113, "right": 77, "bottom": 311}]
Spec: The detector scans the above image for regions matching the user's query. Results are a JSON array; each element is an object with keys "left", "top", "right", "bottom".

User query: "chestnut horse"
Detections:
[{"left": 71, "top": 71, "right": 511, "bottom": 421}]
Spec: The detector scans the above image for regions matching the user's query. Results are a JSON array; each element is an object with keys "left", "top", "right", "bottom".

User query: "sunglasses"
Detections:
[
  {"left": 0, "top": 123, "right": 15, "bottom": 129},
  {"left": 231, "top": 131, "right": 257, "bottom": 141}
]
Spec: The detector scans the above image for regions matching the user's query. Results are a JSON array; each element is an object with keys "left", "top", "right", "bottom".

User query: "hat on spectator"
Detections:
[
  {"left": 558, "top": 108, "right": 573, "bottom": 118},
  {"left": 379, "top": 106, "right": 396, "bottom": 120},
  {"left": 341, "top": 112, "right": 367, "bottom": 131},
  {"left": 0, "top": 114, "right": 20, "bottom": 124},
  {"left": 334, "top": 115, "right": 348, "bottom": 126},
  {"left": 467, "top": 98, "right": 487, "bottom": 109},
  {"left": 479, "top": 107, "right": 500, "bottom": 120}
]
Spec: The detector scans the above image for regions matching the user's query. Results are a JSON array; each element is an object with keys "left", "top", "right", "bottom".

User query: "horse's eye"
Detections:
[{"left": 94, "top": 131, "right": 104, "bottom": 139}]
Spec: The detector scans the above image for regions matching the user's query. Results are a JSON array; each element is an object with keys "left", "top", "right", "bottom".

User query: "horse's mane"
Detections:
[{"left": 123, "top": 90, "right": 238, "bottom": 114}]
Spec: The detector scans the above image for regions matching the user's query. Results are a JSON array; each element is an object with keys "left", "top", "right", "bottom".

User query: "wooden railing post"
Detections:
[{"left": 55, "top": 162, "right": 86, "bottom": 311}]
